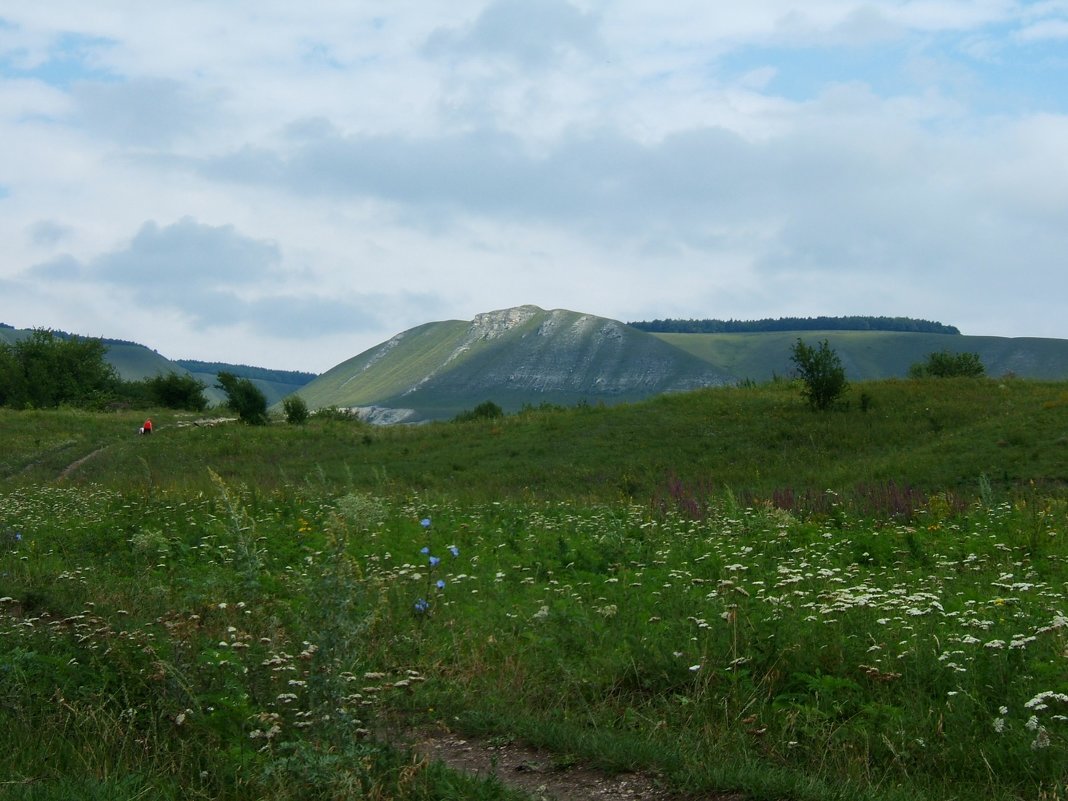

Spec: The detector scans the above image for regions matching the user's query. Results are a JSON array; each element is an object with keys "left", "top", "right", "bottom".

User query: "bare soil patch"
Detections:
[{"left": 395, "top": 723, "right": 744, "bottom": 801}]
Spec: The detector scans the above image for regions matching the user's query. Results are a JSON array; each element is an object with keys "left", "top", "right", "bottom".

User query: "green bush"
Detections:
[
  {"left": 145, "top": 371, "right": 208, "bottom": 411},
  {"left": 453, "top": 400, "right": 505, "bottom": 423},
  {"left": 282, "top": 395, "right": 310, "bottom": 425},
  {"left": 790, "top": 338, "right": 848, "bottom": 411},
  {"left": 909, "top": 350, "right": 985, "bottom": 378}
]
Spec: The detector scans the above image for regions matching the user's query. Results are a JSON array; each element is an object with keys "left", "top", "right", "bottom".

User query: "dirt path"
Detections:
[
  {"left": 56, "top": 445, "right": 109, "bottom": 481},
  {"left": 395, "top": 724, "right": 744, "bottom": 801}
]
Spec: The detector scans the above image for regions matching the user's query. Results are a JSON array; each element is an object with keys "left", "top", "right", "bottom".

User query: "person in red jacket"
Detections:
[{"left": 140, "top": 418, "right": 153, "bottom": 435}]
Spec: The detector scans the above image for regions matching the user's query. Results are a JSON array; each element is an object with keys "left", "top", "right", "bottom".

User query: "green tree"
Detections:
[
  {"left": 145, "top": 371, "right": 208, "bottom": 411},
  {"left": 282, "top": 394, "right": 310, "bottom": 424},
  {"left": 909, "top": 350, "right": 985, "bottom": 378},
  {"left": 0, "top": 330, "right": 117, "bottom": 409},
  {"left": 216, "top": 371, "right": 268, "bottom": 425},
  {"left": 790, "top": 338, "right": 848, "bottom": 411}
]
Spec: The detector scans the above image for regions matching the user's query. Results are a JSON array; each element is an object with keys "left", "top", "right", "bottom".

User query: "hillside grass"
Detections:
[
  {"left": 2, "top": 378, "right": 1068, "bottom": 800},
  {"left": 9, "top": 377, "right": 1066, "bottom": 503},
  {"left": 656, "top": 331, "right": 1068, "bottom": 382}
]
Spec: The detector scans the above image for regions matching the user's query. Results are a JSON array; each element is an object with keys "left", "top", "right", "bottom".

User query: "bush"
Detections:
[
  {"left": 453, "top": 400, "right": 504, "bottom": 423},
  {"left": 790, "top": 338, "right": 848, "bottom": 411},
  {"left": 145, "top": 371, "right": 208, "bottom": 411},
  {"left": 216, "top": 372, "right": 268, "bottom": 425},
  {"left": 909, "top": 350, "right": 985, "bottom": 378},
  {"left": 283, "top": 395, "right": 310, "bottom": 424}
]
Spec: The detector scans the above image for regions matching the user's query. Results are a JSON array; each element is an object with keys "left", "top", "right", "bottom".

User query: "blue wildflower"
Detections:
[
  {"left": 436, "top": 579, "right": 446, "bottom": 589},
  {"left": 448, "top": 545, "right": 460, "bottom": 557},
  {"left": 429, "top": 555, "right": 440, "bottom": 567},
  {"left": 414, "top": 598, "right": 429, "bottom": 614},
  {"left": 420, "top": 546, "right": 430, "bottom": 555},
  {"left": 420, "top": 518, "right": 432, "bottom": 529}
]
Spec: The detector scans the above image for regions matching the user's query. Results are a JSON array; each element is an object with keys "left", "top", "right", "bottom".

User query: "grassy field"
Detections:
[{"left": 2, "top": 377, "right": 1067, "bottom": 800}]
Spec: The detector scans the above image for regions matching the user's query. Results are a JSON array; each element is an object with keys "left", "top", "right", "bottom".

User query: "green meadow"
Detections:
[{"left": 2, "top": 377, "right": 1067, "bottom": 800}]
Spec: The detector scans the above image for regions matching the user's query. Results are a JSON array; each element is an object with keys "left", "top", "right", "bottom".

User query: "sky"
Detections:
[{"left": 1, "top": 1, "right": 1067, "bottom": 373}]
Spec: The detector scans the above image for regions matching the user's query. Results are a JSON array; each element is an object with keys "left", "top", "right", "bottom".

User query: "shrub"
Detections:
[
  {"left": 215, "top": 371, "right": 268, "bottom": 425},
  {"left": 145, "top": 371, "right": 208, "bottom": 411},
  {"left": 909, "top": 350, "right": 985, "bottom": 378},
  {"left": 790, "top": 338, "right": 848, "bottom": 411},
  {"left": 453, "top": 400, "right": 504, "bottom": 423},
  {"left": 283, "top": 394, "right": 310, "bottom": 424}
]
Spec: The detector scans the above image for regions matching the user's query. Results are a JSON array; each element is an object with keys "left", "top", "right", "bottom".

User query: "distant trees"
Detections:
[
  {"left": 0, "top": 329, "right": 118, "bottom": 409},
  {"left": 216, "top": 372, "right": 269, "bottom": 425},
  {"left": 453, "top": 400, "right": 505, "bottom": 422},
  {"left": 790, "top": 338, "right": 848, "bottom": 411},
  {"left": 909, "top": 350, "right": 985, "bottom": 379},
  {"left": 140, "top": 371, "right": 208, "bottom": 411},
  {"left": 630, "top": 316, "right": 960, "bottom": 335}
]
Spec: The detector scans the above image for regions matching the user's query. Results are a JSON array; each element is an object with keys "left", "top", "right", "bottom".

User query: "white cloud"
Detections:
[{"left": 1, "top": 1, "right": 1067, "bottom": 370}]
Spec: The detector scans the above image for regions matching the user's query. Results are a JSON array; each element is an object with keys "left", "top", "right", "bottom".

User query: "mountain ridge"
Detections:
[
  {"left": 6, "top": 310, "right": 1068, "bottom": 421},
  {"left": 296, "top": 306, "right": 735, "bottom": 419}
]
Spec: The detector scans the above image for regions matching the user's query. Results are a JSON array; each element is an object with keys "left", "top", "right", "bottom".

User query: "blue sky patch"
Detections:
[{"left": 0, "top": 31, "right": 118, "bottom": 87}]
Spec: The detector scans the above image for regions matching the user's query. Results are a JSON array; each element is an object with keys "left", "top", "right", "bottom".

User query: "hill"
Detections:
[
  {"left": 296, "top": 305, "right": 734, "bottom": 421},
  {"left": 0, "top": 325, "right": 182, "bottom": 381},
  {"left": 292, "top": 306, "right": 1068, "bottom": 420},
  {"left": 0, "top": 326, "right": 315, "bottom": 407},
  {"left": 174, "top": 360, "right": 316, "bottom": 407},
  {"left": 656, "top": 330, "right": 1068, "bottom": 382}
]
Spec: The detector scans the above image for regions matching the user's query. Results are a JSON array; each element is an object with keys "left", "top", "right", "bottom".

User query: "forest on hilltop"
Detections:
[{"left": 629, "top": 315, "right": 960, "bottom": 334}]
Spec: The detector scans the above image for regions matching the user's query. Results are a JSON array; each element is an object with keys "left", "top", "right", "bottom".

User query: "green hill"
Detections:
[
  {"left": 291, "top": 308, "right": 1068, "bottom": 421},
  {"left": 656, "top": 330, "right": 1068, "bottom": 382},
  {"left": 0, "top": 326, "right": 315, "bottom": 407},
  {"left": 0, "top": 326, "right": 182, "bottom": 381},
  {"left": 296, "top": 306, "right": 734, "bottom": 420}
]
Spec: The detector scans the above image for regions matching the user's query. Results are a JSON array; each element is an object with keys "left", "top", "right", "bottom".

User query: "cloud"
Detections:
[
  {"left": 92, "top": 217, "right": 280, "bottom": 289},
  {"left": 26, "top": 219, "right": 73, "bottom": 246},
  {"left": 27, "top": 253, "right": 81, "bottom": 280},
  {"left": 71, "top": 77, "right": 220, "bottom": 145},
  {"left": 1014, "top": 18, "right": 1068, "bottom": 42},
  {"left": 423, "top": 0, "right": 600, "bottom": 67},
  {"left": 20, "top": 216, "right": 437, "bottom": 342},
  {"left": 3, "top": 2, "right": 1068, "bottom": 368}
]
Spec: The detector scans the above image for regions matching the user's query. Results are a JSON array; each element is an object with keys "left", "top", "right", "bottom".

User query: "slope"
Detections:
[
  {"left": 655, "top": 331, "right": 1068, "bottom": 381},
  {"left": 297, "top": 306, "right": 733, "bottom": 420}
]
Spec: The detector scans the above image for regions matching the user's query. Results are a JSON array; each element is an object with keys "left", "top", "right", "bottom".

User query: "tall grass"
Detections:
[
  {"left": 6, "top": 377, "right": 1067, "bottom": 502},
  {"left": 2, "top": 377, "right": 1067, "bottom": 799}
]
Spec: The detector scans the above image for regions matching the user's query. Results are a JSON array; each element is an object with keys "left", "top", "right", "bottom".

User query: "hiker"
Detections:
[{"left": 140, "top": 418, "right": 153, "bottom": 435}]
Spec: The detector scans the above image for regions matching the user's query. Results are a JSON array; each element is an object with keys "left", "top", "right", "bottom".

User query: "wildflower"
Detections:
[
  {"left": 532, "top": 605, "right": 550, "bottom": 621},
  {"left": 1031, "top": 727, "right": 1051, "bottom": 750},
  {"left": 420, "top": 546, "right": 430, "bottom": 555},
  {"left": 414, "top": 598, "right": 429, "bottom": 614},
  {"left": 689, "top": 664, "right": 702, "bottom": 672},
  {"left": 436, "top": 579, "right": 446, "bottom": 589},
  {"left": 429, "top": 556, "right": 440, "bottom": 567},
  {"left": 448, "top": 545, "right": 460, "bottom": 557},
  {"left": 421, "top": 518, "right": 431, "bottom": 529}
]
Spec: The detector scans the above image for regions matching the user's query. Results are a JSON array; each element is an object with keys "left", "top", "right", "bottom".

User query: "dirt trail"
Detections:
[
  {"left": 396, "top": 724, "right": 743, "bottom": 801},
  {"left": 57, "top": 445, "right": 109, "bottom": 481}
]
